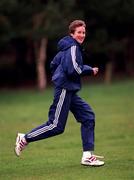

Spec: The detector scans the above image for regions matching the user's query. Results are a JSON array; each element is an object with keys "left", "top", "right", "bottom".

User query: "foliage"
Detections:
[
  {"left": 0, "top": 0, "right": 134, "bottom": 46},
  {"left": 80, "top": 0, "right": 134, "bottom": 23},
  {"left": 0, "top": 0, "right": 83, "bottom": 44},
  {"left": 1, "top": 0, "right": 134, "bottom": 51},
  {"left": 79, "top": 0, "right": 134, "bottom": 52}
]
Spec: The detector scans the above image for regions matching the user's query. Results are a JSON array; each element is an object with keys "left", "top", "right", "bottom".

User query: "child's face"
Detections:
[{"left": 71, "top": 26, "right": 86, "bottom": 44}]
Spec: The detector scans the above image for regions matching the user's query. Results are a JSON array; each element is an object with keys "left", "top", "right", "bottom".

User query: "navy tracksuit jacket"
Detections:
[{"left": 25, "top": 36, "right": 95, "bottom": 151}]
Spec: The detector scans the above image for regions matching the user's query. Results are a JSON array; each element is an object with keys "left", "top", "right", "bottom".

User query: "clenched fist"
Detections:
[{"left": 93, "top": 67, "right": 99, "bottom": 75}]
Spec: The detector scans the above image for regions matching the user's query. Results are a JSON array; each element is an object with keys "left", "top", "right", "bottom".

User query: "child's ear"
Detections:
[{"left": 70, "top": 33, "right": 74, "bottom": 37}]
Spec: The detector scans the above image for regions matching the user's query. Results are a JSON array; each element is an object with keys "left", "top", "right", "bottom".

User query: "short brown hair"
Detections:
[{"left": 69, "top": 20, "right": 86, "bottom": 34}]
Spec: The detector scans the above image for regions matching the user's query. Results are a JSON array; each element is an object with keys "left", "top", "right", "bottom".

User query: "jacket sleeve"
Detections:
[
  {"left": 62, "top": 45, "right": 93, "bottom": 77},
  {"left": 82, "top": 65, "right": 93, "bottom": 76}
]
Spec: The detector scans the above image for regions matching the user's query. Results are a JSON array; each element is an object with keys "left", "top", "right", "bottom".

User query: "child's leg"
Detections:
[
  {"left": 70, "top": 93, "right": 95, "bottom": 151},
  {"left": 25, "top": 88, "right": 72, "bottom": 143}
]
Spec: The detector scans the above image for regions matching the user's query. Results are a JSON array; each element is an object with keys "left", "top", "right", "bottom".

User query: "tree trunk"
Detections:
[
  {"left": 34, "top": 38, "right": 48, "bottom": 91},
  {"left": 104, "top": 51, "right": 115, "bottom": 84}
]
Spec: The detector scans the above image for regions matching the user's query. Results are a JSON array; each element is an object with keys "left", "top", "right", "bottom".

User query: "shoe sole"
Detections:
[
  {"left": 81, "top": 164, "right": 105, "bottom": 167},
  {"left": 14, "top": 147, "right": 20, "bottom": 157},
  {"left": 14, "top": 133, "right": 20, "bottom": 157},
  {"left": 81, "top": 162, "right": 105, "bottom": 167}
]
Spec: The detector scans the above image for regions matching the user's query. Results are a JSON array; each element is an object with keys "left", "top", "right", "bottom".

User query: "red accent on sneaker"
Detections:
[{"left": 85, "top": 156, "right": 97, "bottom": 163}]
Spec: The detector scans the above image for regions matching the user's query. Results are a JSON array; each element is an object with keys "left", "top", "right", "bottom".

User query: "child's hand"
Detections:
[{"left": 93, "top": 67, "right": 99, "bottom": 75}]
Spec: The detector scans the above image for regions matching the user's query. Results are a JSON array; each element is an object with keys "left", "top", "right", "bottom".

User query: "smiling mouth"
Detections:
[{"left": 79, "top": 39, "right": 84, "bottom": 42}]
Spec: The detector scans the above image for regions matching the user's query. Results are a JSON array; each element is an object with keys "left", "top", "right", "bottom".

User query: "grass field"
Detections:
[{"left": 0, "top": 79, "right": 134, "bottom": 180}]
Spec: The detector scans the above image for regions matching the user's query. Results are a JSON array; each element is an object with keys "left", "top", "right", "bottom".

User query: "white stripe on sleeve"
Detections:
[{"left": 71, "top": 46, "right": 82, "bottom": 74}]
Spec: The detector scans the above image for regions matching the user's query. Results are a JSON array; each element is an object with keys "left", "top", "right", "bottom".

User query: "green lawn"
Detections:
[{"left": 0, "top": 79, "right": 134, "bottom": 180}]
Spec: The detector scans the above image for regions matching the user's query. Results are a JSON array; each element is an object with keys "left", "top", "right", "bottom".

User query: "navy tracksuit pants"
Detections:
[{"left": 25, "top": 87, "right": 95, "bottom": 151}]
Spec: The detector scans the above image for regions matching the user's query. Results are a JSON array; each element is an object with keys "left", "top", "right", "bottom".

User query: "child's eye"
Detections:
[{"left": 77, "top": 31, "right": 85, "bottom": 34}]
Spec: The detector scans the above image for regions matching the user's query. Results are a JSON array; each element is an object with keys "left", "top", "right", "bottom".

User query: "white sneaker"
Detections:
[
  {"left": 15, "top": 133, "right": 28, "bottom": 157},
  {"left": 81, "top": 155, "right": 105, "bottom": 166}
]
